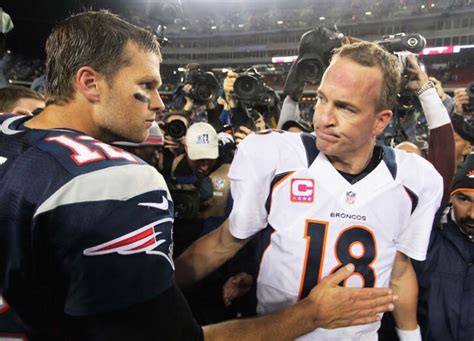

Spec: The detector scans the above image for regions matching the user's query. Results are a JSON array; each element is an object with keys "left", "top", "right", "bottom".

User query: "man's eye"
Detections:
[{"left": 141, "top": 83, "right": 155, "bottom": 90}]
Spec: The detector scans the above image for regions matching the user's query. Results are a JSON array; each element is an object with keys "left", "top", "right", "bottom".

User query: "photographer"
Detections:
[
  {"left": 173, "top": 64, "right": 222, "bottom": 132},
  {"left": 159, "top": 111, "right": 189, "bottom": 180},
  {"left": 170, "top": 122, "right": 233, "bottom": 257},
  {"left": 222, "top": 69, "right": 279, "bottom": 139},
  {"left": 171, "top": 122, "right": 248, "bottom": 324}
]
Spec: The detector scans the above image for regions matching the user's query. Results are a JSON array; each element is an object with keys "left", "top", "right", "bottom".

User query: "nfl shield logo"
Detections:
[{"left": 346, "top": 191, "right": 356, "bottom": 204}]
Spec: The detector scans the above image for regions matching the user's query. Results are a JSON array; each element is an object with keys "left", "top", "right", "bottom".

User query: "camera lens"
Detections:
[
  {"left": 298, "top": 59, "right": 323, "bottom": 83},
  {"left": 195, "top": 83, "right": 213, "bottom": 101},
  {"left": 467, "top": 81, "right": 474, "bottom": 98},
  {"left": 166, "top": 120, "right": 187, "bottom": 139},
  {"left": 234, "top": 75, "right": 259, "bottom": 99}
]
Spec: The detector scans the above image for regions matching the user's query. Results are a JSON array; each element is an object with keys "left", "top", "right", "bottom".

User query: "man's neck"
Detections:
[
  {"left": 24, "top": 102, "right": 94, "bottom": 136},
  {"left": 327, "top": 147, "right": 375, "bottom": 175}
]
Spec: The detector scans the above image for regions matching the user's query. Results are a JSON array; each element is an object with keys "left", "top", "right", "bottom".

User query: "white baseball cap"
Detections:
[{"left": 185, "top": 122, "right": 218, "bottom": 160}]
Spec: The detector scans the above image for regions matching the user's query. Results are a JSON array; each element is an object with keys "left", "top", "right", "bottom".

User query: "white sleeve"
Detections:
[
  {"left": 419, "top": 87, "right": 451, "bottom": 130},
  {"left": 396, "top": 160, "right": 443, "bottom": 261},
  {"left": 228, "top": 134, "right": 279, "bottom": 239}
]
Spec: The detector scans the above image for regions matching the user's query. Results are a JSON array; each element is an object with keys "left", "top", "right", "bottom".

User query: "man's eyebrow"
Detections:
[
  {"left": 137, "top": 77, "right": 161, "bottom": 87},
  {"left": 457, "top": 193, "right": 472, "bottom": 199},
  {"left": 317, "top": 89, "right": 360, "bottom": 112}
]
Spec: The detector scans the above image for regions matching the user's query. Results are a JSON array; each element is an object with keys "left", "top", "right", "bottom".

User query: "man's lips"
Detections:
[{"left": 316, "top": 130, "right": 340, "bottom": 143}]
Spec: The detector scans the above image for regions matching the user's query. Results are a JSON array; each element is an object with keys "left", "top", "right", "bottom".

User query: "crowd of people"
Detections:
[{"left": 0, "top": 7, "right": 473, "bottom": 341}]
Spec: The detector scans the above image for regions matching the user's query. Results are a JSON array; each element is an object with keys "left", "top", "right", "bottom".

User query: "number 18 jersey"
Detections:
[{"left": 228, "top": 131, "right": 443, "bottom": 340}]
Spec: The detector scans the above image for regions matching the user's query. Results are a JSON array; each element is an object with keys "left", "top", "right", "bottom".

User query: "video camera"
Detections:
[
  {"left": 184, "top": 66, "right": 219, "bottom": 103},
  {"left": 233, "top": 67, "right": 274, "bottom": 106},
  {"left": 464, "top": 81, "right": 474, "bottom": 113},
  {"left": 283, "top": 27, "right": 343, "bottom": 101},
  {"left": 284, "top": 27, "right": 427, "bottom": 109},
  {"left": 376, "top": 33, "right": 427, "bottom": 109}
]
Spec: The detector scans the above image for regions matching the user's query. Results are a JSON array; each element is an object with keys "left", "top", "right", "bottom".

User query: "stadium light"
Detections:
[
  {"left": 211, "top": 25, "right": 217, "bottom": 30},
  {"left": 319, "top": 16, "right": 325, "bottom": 21},
  {"left": 431, "top": 3, "right": 435, "bottom": 7},
  {"left": 181, "top": 26, "right": 186, "bottom": 30},
  {"left": 421, "top": 4, "right": 425, "bottom": 8},
  {"left": 365, "top": 11, "right": 372, "bottom": 15},
  {"left": 238, "top": 24, "right": 244, "bottom": 28},
  {"left": 277, "top": 20, "right": 283, "bottom": 24}
]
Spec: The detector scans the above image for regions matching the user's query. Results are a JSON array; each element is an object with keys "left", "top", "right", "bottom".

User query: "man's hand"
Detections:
[
  {"left": 223, "top": 71, "right": 238, "bottom": 109},
  {"left": 182, "top": 83, "right": 194, "bottom": 112},
  {"left": 454, "top": 88, "right": 470, "bottom": 115},
  {"left": 429, "top": 77, "right": 447, "bottom": 101},
  {"left": 163, "top": 135, "right": 185, "bottom": 155},
  {"left": 305, "top": 263, "right": 397, "bottom": 329},
  {"left": 222, "top": 272, "right": 253, "bottom": 307},
  {"left": 233, "top": 126, "right": 253, "bottom": 144},
  {"left": 405, "top": 54, "right": 429, "bottom": 92}
]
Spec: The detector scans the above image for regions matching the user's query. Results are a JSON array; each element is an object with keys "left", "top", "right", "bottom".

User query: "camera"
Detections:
[
  {"left": 283, "top": 27, "right": 343, "bottom": 101},
  {"left": 162, "top": 119, "right": 187, "bottom": 139},
  {"left": 185, "top": 68, "right": 219, "bottom": 103},
  {"left": 233, "top": 68, "right": 274, "bottom": 106},
  {"left": 463, "top": 81, "right": 474, "bottom": 113},
  {"left": 170, "top": 189, "right": 199, "bottom": 220},
  {"left": 376, "top": 33, "right": 427, "bottom": 110},
  {"left": 293, "top": 27, "right": 343, "bottom": 84}
]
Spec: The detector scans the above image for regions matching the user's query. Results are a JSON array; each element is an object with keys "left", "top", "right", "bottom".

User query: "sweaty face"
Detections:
[
  {"left": 313, "top": 57, "right": 391, "bottom": 169},
  {"left": 452, "top": 190, "right": 474, "bottom": 236},
  {"left": 96, "top": 42, "right": 164, "bottom": 143}
]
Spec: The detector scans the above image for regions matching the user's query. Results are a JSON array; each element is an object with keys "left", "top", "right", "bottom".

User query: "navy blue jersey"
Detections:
[{"left": 0, "top": 115, "right": 176, "bottom": 337}]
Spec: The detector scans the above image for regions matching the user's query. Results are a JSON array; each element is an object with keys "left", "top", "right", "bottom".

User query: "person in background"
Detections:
[
  {"left": 416, "top": 156, "right": 474, "bottom": 341},
  {"left": 113, "top": 121, "right": 164, "bottom": 169},
  {"left": 0, "top": 85, "right": 44, "bottom": 115}
]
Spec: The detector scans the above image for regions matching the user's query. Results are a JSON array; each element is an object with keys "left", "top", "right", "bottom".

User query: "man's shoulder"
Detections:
[
  {"left": 34, "top": 129, "right": 146, "bottom": 177},
  {"left": 239, "top": 129, "right": 308, "bottom": 154},
  {"left": 391, "top": 147, "right": 443, "bottom": 192}
]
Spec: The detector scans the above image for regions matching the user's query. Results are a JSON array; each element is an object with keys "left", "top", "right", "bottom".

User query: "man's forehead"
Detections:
[
  {"left": 324, "top": 58, "right": 382, "bottom": 90},
  {"left": 123, "top": 42, "right": 161, "bottom": 76}
]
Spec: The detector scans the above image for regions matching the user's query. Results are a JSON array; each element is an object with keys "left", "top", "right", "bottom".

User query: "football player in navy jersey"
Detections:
[{"left": 0, "top": 10, "right": 398, "bottom": 341}]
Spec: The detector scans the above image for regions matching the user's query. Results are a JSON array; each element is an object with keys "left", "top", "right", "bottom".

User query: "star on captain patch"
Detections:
[{"left": 345, "top": 191, "right": 356, "bottom": 205}]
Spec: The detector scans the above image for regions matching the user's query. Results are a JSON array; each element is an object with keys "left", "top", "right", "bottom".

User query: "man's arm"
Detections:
[
  {"left": 204, "top": 264, "right": 397, "bottom": 340},
  {"left": 175, "top": 219, "right": 250, "bottom": 288},
  {"left": 390, "top": 252, "right": 420, "bottom": 334}
]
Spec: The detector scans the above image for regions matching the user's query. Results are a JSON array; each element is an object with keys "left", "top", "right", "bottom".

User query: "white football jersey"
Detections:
[{"left": 229, "top": 131, "right": 443, "bottom": 340}]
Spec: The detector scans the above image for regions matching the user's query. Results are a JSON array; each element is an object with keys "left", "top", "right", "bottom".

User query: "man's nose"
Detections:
[
  {"left": 150, "top": 91, "right": 165, "bottom": 113},
  {"left": 314, "top": 104, "right": 336, "bottom": 127}
]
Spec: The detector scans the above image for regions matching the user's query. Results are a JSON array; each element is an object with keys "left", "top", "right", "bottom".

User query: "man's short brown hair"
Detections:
[
  {"left": 330, "top": 42, "right": 401, "bottom": 112},
  {"left": 45, "top": 10, "right": 161, "bottom": 105},
  {"left": 0, "top": 85, "right": 44, "bottom": 112}
]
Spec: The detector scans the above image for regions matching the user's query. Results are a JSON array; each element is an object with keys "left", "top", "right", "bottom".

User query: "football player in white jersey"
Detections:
[{"left": 176, "top": 41, "right": 444, "bottom": 340}]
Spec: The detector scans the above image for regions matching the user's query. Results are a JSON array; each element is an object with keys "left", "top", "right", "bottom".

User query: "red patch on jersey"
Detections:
[{"left": 290, "top": 178, "right": 315, "bottom": 203}]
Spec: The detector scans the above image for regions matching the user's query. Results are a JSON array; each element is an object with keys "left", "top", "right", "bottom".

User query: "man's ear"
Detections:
[
  {"left": 75, "top": 66, "right": 102, "bottom": 103},
  {"left": 373, "top": 109, "right": 393, "bottom": 136}
]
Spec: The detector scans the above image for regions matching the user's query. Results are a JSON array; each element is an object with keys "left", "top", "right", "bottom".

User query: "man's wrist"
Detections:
[
  {"left": 395, "top": 325, "right": 421, "bottom": 341},
  {"left": 415, "top": 81, "right": 435, "bottom": 97}
]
